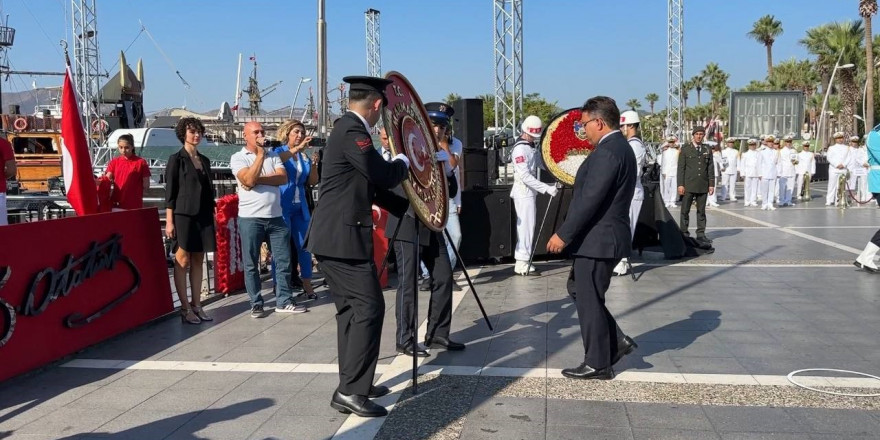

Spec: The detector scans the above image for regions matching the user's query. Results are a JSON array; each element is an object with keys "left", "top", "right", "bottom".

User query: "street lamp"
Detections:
[
  {"left": 817, "top": 57, "right": 854, "bottom": 152},
  {"left": 289, "top": 77, "right": 312, "bottom": 119},
  {"left": 861, "top": 59, "right": 880, "bottom": 130}
]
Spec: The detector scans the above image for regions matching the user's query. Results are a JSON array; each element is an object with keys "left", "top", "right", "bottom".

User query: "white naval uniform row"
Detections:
[
  {"left": 739, "top": 149, "right": 760, "bottom": 206},
  {"left": 794, "top": 150, "right": 816, "bottom": 200},
  {"left": 756, "top": 147, "right": 779, "bottom": 209},
  {"left": 720, "top": 147, "right": 739, "bottom": 201},
  {"left": 510, "top": 139, "right": 555, "bottom": 264},
  {"left": 849, "top": 146, "right": 870, "bottom": 202},
  {"left": 825, "top": 143, "right": 852, "bottom": 205},
  {"left": 777, "top": 146, "right": 797, "bottom": 206},
  {"left": 658, "top": 146, "right": 680, "bottom": 207}
]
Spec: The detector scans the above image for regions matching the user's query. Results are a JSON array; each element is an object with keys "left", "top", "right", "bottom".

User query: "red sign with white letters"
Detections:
[{"left": 0, "top": 209, "right": 173, "bottom": 381}]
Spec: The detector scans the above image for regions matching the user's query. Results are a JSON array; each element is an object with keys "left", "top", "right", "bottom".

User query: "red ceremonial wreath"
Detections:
[{"left": 541, "top": 108, "right": 596, "bottom": 185}]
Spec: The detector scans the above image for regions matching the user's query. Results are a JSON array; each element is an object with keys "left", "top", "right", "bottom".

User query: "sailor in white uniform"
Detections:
[
  {"left": 825, "top": 132, "right": 852, "bottom": 206},
  {"left": 720, "top": 138, "right": 739, "bottom": 201},
  {"left": 794, "top": 141, "right": 816, "bottom": 201},
  {"left": 740, "top": 139, "right": 760, "bottom": 206},
  {"left": 777, "top": 136, "right": 797, "bottom": 206},
  {"left": 659, "top": 136, "right": 680, "bottom": 208},
  {"left": 613, "top": 110, "right": 646, "bottom": 276},
  {"left": 510, "top": 115, "right": 557, "bottom": 275},
  {"left": 757, "top": 138, "right": 779, "bottom": 210},
  {"left": 848, "top": 136, "right": 870, "bottom": 203}
]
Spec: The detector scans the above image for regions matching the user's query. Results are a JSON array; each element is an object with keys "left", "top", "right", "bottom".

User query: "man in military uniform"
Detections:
[
  {"left": 677, "top": 126, "right": 715, "bottom": 245},
  {"left": 825, "top": 132, "right": 851, "bottom": 206},
  {"left": 305, "top": 76, "right": 411, "bottom": 418}
]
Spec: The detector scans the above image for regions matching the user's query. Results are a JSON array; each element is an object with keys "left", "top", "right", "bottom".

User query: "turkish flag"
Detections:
[{"left": 60, "top": 67, "right": 98, "bottom": 216}]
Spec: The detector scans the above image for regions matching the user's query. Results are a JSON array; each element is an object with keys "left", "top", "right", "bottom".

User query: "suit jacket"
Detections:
[
  {"left": 164, "top": 148, "right": 215, "bottom": 216},
  {"left": 677, "top": 141, "right": 715, "bottom": 193},
  {"left": 556, "top": 131, "right": 636, "bottom": 259},
  {"left": 304, "top": 112, "right": 409, "bottom": 260},
  {"left": 385, "top": 174, "right": 458, "bottom": 245}
]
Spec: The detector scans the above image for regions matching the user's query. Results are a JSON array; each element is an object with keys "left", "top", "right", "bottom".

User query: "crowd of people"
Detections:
[
  {"left": 657, "top": 131, "right": 877, "bottom": 211},
  {"left": 16, "top": 74, "right": 874, "bottom": 417}
]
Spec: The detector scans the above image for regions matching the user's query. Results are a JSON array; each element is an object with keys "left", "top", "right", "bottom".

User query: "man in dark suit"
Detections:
[
  {"left": 385, "top": 161, "right": 464, "bottom": 358},
  {"left": 677, "top": 126, "right": 715, "bottom": 245},
  {"left": 547, "top": 96, "right": 638, "bottom": 380},
  {"left": 304, "top": 76, "right": 411, "bottom": 418}
]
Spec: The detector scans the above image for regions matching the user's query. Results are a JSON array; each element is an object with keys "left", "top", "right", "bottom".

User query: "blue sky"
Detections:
[{"left": 1, "top": 0, "right": 874, "bottom": 115}]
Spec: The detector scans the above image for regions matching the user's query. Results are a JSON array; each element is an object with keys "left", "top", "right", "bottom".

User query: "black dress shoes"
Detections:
[
  {"left": 611, "top": 336, "right": 638, "bottom": 365},
  {"left": 396, "top": 344, "right": 430, "bottom": 357},
  {"left": 425, "top": 336, "right": 466, "bottom": 351},
  {"left": 368, "top": 385, "right": 390, "bottom": 398},
  {"left": 561, "top": 362, "right": 614, "bottom": 380},
  {"left": 330, "top": 390, "right": 388, "bottom": 417}
]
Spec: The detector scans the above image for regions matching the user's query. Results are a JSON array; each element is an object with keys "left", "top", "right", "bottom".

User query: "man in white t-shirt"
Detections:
[{"left": 231, "top": 121, "right": 308, "bottom": 318}]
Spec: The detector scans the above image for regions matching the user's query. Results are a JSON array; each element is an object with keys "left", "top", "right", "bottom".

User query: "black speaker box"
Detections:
[
  {"left": 460, "top": 188, "right": 513, "bottom": 259},
  {"left": 451, "top": 99, "right": 484, "bottom": 151}
]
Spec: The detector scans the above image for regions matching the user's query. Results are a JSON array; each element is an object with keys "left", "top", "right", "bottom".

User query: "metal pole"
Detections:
[
  {"left": 444, "top": 228, "right": 493, "bottom": 331},
  {"left": 525, "top": 192, "right": 554, "bottom": 275},
  {"left": 289, "top": 77, "right": 309, "bottom": 119},
  {"left": 316, "top": 0, "right": 328, "bottom": 137},
  {"left": 817, "top": 53, "right": 844, "bottom": 153},
  {"left": 411, "top": 215, "right": 419, "bottom": 394}
]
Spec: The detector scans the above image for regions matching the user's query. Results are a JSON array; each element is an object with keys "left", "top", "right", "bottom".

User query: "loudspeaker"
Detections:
[
  {"left": 462, "top": 149, "right": 488, "bottom": 190},
  {"left": 451, "top": 99, "right": 484, "bottom": 150},
  {"left": 460, "top": 188, "right": 513, "bottom": 259}
]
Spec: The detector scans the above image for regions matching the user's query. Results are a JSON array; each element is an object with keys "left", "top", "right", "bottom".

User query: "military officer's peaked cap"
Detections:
[
  {"left": 849, "top": 135, "right": 860, "bottom": 142},
  {"left": 344, "top": 75, "right": 393, "bottom": 106},
  {"left": 747, "top": 139, "right": 757, "bottom": 145},
  {"left": 425, "top": 102, "right": 454, "bottom": 125},
  {"left": 692, "top": 126, "right": 706, "bottom": 134},
  {"left": 832, "top": 131, "right": 845, "bottom": 139}
]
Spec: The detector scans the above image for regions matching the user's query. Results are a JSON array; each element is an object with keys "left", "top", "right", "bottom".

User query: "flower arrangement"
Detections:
[{"left": 541, "top": 108, "right": 596, "bottom": 185}]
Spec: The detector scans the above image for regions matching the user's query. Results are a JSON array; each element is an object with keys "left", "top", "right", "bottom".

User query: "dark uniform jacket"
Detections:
[
  {"left": 304, "top": 112, "right": 409, "bottom": 260},
  {"left": 556, "top": 131, "right": 636, "bottom": 259},
  {"left": 677, "top": 141, "right": 715, "bottom": 193},
  {"left": 384, "top": 174, "right": 457, "bottom": 244}
]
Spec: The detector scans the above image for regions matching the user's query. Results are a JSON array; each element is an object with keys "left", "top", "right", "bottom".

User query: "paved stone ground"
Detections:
[{"left": 1, "top": 192, "right": 879, "bottom": 440}]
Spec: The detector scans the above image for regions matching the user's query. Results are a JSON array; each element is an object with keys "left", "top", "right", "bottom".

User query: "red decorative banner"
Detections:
[
  {"left": 0, "top": 209, "right": 173, "bottom": 381},
  {"left": 214, "top": 194, "right": 245, "bottom": 294}
]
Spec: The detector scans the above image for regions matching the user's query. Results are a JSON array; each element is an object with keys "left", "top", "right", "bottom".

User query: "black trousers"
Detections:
[
  {"left": 316, "top": 256, "right": 384, "bottom": 396},
  {"left": 393, "top": 231, "right": 453, "bottom": 347},
  {"left": 567, "top": 257, "right": 624, "bottom": 369},
  {"left": 871, "top": 228, "right": 880, "bottom": 247},
  {"left": 680, "top": 191, "right": 708, "bottom": 238}
]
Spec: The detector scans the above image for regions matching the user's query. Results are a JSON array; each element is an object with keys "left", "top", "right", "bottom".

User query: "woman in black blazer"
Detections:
[{"left": 165, "top": 117, "right": 216, "bottom": 324}]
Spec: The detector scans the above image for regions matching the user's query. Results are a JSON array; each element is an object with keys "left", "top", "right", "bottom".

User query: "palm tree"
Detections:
[
  {"left": 681, "top": 79, "right": 691, "bottom": 108},
  {"left": 701, "top": 63, "right": 728, "bottom": 112},
  {"left": 860, "top": 0, "right": 877, "bottom": 127},
  {"left": 748, "top": 15, "right": 784, "bottom": 77},
  {"left": 690, "top": 75, "right": 705, "bottom": 106},
  {"left": 626, "top": 98, "right": 641, "bottom": 110},
  {"left": 645, "top": 93, "right": 660, "bottom": 114},
  {"left": 829, "top": 20, "right": 865, "bottom": 136},
  {"left": 801, "top": 24, "right": 834, "bottom": 95}
]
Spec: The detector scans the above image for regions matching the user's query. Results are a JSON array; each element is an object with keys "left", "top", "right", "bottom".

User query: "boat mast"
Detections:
[
  {"left": 316, "top": 0, "right": 327, "bottom": 137},
  {"left": 234, "top": 53, "right": 242, "bottom": 118}
]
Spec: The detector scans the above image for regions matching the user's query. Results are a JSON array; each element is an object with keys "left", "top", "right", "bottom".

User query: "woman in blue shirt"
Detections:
[{"left": 274, "top": 120, "right": 320, "bottom": 297}]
